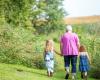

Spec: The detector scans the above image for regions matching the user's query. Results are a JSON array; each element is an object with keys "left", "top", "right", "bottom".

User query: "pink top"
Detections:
[{"left": 60, "top": 32, "right": 79, "bottom": 56}]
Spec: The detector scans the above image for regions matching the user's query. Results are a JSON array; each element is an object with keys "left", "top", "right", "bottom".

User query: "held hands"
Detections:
[
  {"left": 55, "top": 51, "right": 63, "bottom": 56},
  {"left": 54, "top": 49, "right": 63, "bottom": 56},
  {"left": 56, "top": 52, "right": 63, "bottom": 56},
  {"left": 60, "top": 54, "right": 63, "bottom": 56},
  {"left": 58, "top": 53, "right": 63, "bottom": 56}
]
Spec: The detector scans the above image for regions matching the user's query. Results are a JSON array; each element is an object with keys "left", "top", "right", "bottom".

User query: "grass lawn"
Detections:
[{"left": 0, "top": 63, "right": 96, "bottom": 80}]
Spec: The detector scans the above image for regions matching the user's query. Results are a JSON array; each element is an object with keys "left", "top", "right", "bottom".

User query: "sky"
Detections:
[{"left": 63, "top": 0, "right": 100, "bottom": 17}]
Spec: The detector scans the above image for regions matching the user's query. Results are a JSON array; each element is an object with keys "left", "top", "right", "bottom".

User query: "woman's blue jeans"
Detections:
[{"left": 64, "top": 55, "right": 77, "bottom": 73}]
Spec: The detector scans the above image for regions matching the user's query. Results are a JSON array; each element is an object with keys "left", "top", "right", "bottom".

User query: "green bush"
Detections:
[
  {"left": 90, "top": 66, "right": 100, "bottom": 79},
  {"left": 33, "top": 54, "right": 45, "bottom": 69},
  {"left": 53, "top": 37, "right": 59, "bottom": 43},
  {"left": 90, "top": 52, "right": 100, "bottom": 79},
  {"left": 0, "top": 24, "right": 45, "bottom": 69}
]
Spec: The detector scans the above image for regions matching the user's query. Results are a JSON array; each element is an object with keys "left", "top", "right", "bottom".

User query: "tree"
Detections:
[
  {"left": 0, "top": 0, "right": 66, "bottom": 34},
  {"left": 0, "top": 0, "right": 35, "bottom": 28},
  {"left": 32, "top": 0, "right": 66, "bottom": 34}
]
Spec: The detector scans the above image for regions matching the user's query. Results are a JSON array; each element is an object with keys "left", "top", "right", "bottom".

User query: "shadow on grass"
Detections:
[
  {"left": 27, "top": 69, "right": 65, "bottom": 80},
  {"left": 32, "top": 71, "right": 47, "bottom": 76}
]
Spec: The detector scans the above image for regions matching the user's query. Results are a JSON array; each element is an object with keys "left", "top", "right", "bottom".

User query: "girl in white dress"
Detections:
[{"left": 44, "top": 39, "right": 61, "bottom": 77}]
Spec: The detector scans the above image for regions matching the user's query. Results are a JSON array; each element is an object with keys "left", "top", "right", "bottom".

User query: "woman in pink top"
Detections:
[{"left": 60, "top": 25, "right": 80, "bottom": 80}]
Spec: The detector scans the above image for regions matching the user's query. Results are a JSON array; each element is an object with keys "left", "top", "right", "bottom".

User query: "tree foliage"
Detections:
[
  {"left": 0, "top": 0, "right": 66, "bottom": 34},
  {"left": 0, "top": 0, "right": 35, "bottom": 28},
  {"left": 32, "top": 0, "right": 66, "bottom": 34}
]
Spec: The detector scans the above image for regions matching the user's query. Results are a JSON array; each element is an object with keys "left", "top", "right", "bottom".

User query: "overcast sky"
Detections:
[{"left": 63, "top": 0, "right": 100, "bottom": 17}]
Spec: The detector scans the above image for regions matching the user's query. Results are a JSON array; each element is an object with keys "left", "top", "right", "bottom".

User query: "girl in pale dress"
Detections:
[{"left": 44, "top": 39, "right": 61, "bottom": 77}]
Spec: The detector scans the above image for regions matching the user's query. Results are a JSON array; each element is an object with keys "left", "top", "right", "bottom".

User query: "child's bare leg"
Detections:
[
  {"left": 47, "top": 68, "right": 50, "bottom": 77},
  {"left": 83, "top": 72, "right": 87, "bottom": 80}
]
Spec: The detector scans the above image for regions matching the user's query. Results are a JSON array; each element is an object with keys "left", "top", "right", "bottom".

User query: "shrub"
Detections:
[
  {"left": 53, "top": 37, "right": 59, "bottom": 43},
  {"left": 90, "top": 52, "right": 100, "bottom": 79},
  {"left": 33, "top": 54, "right": 45, "bottom": 69},
  {"left": 0, "top": 24, "right": 45, "bottom": 69},
  {"left": 90, "top": 67, "right": 100, "bottom": 79}
]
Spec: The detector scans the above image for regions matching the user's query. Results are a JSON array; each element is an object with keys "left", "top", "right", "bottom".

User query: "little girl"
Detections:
[
  {"left": 44, "top": 39, "right": 61, "bottom": 77},
  {"left": 79, "top": 45, "right": 91, "bottom": 80}
]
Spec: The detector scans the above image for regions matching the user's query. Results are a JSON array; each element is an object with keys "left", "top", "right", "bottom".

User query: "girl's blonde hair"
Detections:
[{"left": 45, "top": 39, "right": 54, "bottom": 52}]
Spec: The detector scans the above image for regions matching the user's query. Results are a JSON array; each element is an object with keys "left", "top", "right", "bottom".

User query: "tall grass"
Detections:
[{"left": 0, "top": 23, "right": 45, "bottom": 68}]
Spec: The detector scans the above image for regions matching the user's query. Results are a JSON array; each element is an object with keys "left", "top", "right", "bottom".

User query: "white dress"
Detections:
[{"left": 45, "top": 51, "right": 54, "bottom": 72}]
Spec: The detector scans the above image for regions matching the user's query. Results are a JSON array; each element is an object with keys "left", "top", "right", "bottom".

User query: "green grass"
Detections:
[
  {"left": 0, "top": 63, "right": 96, "bottom": 80},
  {"left": 0, "top": 63, "right": 65, "bottom": 80}
]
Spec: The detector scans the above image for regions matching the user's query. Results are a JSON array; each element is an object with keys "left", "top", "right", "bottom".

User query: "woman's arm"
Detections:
[
  {"left": 54, "top": 49, "right": 62, "bottom": 56},
  {"left": 60, "top": 42, "right": 63, "bottom": 56}
]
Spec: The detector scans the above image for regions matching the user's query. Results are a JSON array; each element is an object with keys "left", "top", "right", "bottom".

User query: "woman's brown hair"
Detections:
[{"left": 79, "top": 45, "right": 86, "bottom": 52}]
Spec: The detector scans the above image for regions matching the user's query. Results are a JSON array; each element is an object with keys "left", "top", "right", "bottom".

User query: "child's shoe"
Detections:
[
  {"left": 50, "top": 72, "right": 53, "bottom": 77},
  {"left": 81, "top": 73, "right": 83, "bottom": 79}
]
